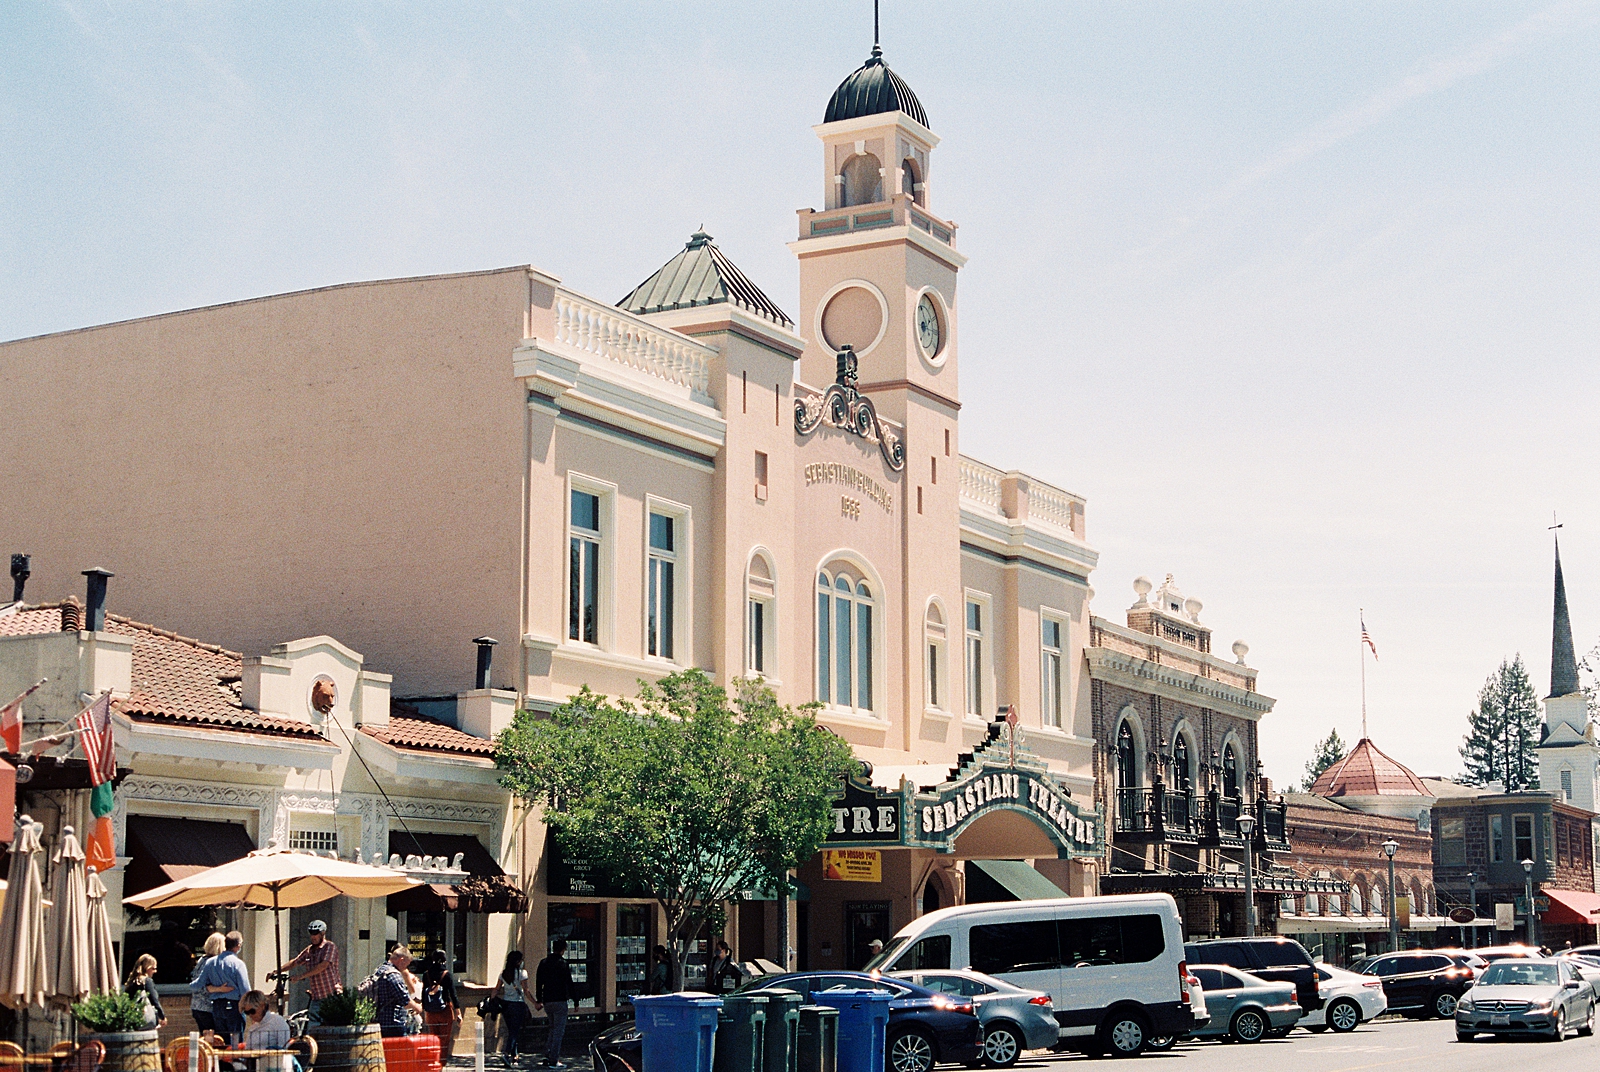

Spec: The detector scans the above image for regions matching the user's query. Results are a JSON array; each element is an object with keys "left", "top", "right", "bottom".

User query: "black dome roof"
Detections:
[{"left": 824, "top": 45, "right": 928, "bottom": 129}]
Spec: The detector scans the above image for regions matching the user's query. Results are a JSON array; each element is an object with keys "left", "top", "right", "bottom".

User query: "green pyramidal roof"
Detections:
[{"left": 618, "top": 231, "right": 792, "bottom": 328}]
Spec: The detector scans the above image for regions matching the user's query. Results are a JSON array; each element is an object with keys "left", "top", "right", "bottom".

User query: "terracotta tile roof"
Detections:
[
  {"left": 1310, "top": 737, "right": 1432, "bottom": 798},
  {"left": 362, "top": 705, "right": 494, "bottom": 757},
  {"left": 0, "top": 600, "right": 324, "bottom": 741}
]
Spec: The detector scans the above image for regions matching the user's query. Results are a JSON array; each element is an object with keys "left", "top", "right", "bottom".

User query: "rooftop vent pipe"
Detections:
[
  {"left": 10, "top": 554, "right": 30, "bottom": 602},
  {"left": 473, "top": 636, "right": 498, "bottom": 690},
  {"left": 82, "top": 568, "right": 113, "bottom": 631}
]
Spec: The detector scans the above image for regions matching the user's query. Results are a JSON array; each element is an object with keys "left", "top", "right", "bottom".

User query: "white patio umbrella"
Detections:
[
  {"left": 0, "top": 815, "right": 48, "bottom": 1010},
  {"left": 125, "top": 849, "right": 420, "bottom": 981},
  {"left": 86, "top": 869, "right": 119, "bottom": 996},
  {"left": 45, "top": 826, "right": 91, "bottom": 1007}
]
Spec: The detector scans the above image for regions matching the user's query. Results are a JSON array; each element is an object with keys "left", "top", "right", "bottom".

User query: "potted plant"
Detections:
[
  {"left": 307, "top": 990, "right": 385, "bottom": 1072},
  {"left": 71, "top": 992, "right": 160, "bottom": 1072}
]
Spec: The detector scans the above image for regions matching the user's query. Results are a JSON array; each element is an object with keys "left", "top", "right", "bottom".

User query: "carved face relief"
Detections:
[{"left": 310, "top": 677, "right": 337, "bottom": 716}]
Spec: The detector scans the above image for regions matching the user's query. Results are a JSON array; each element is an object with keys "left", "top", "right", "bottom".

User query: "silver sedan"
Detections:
[
  {"left": 890, "top": 968, "right": 1059, "bottom": 1068},
  {"left": 1456, "top": 957, "right": 1597, "bottom": 1041}
]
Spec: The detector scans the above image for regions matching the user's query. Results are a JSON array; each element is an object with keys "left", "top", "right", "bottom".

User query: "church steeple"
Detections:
[{"left": 1551, "top": 536, "right": 1581, "bottom": 699}]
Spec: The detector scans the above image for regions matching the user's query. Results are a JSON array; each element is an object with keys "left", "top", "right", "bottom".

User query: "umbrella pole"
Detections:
[{"left": 272, "top": 886, "right": 286, "bottom": 1012}]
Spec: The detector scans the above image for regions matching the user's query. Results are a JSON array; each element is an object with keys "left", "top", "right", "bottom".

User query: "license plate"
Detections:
[{"left": 1491, "top": 1015, "right": 1510, "bottom": 1026}]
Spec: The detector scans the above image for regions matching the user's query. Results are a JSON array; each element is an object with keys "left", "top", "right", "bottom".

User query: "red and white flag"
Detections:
[
  {"left": 0, "top": 678, "right": 46, "bottom": 754},
  {"left": 1361, "top": 616, "right": 1379, "bottom": 661},
  {"left": 75, "top": 692, "right": 116, "bottom": 784}
]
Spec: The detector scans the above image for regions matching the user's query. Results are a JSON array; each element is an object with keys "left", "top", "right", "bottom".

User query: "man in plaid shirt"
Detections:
[
  {"left": 280, "top": 921, "right": 341, "bottom": 1023},
  {"left": 361, "top": 946, "right": 422, "bottom": 1038}
]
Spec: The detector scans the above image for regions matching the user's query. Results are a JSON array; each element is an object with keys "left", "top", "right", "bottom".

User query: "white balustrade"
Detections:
[
  {"left": 1029, "top": 483, "right": 1080, "bottom": 535},
  {"left": 552, "top": 290, "right": 713, "bottom": 397},
  {"left": 959, "top": 457, "right": 1004, "bottom": 512}
]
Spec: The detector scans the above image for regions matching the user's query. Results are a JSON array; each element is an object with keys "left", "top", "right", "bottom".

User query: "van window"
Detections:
[
  {"left": 901, "top": 935, "right": 951, "bottom": 971},
  {"left": 970, "top": 921, "right": 1059, "bottom": 975},
  {"left": 1059, "top": 914, "right": 1165, "bottom": 966}
]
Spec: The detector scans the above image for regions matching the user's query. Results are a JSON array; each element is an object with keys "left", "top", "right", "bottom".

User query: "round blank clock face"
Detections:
[{"left": 917, "top": 294, "right": 942, "bottom": 356}]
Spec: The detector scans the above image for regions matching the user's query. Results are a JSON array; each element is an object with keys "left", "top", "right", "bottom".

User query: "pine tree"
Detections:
[
  {"left": 1301, "top": 728, "right": 1347, "bottom": 791},
  {"left": 1460, "top": 655, "right": 1543, "bottom": 790}
]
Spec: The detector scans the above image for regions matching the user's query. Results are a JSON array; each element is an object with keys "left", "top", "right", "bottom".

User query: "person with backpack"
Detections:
[{"left": 420, "top": 949, "right": 460, "bottom": 1052}]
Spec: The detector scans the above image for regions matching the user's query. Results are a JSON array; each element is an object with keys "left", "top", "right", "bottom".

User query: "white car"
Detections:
[{"left": 1300, "top": 963, "right": 1388, "bottom": 1033}]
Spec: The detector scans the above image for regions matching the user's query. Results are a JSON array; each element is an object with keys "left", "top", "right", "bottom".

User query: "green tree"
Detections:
[
  {"left": 1300, "top": 728, "right": 1347, "bottom": 791},
  {"left": 495, "top": 669, "right": 857, "bottom": 990},
  {"left": 1460, "top": 655, "right": 1543, "bottom": 791}
]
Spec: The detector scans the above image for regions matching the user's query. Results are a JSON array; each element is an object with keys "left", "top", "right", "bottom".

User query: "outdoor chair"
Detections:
[
  {"left": 63, "top": 1040, "right": 104, "bottom": 1072},
  {"left": 163, "top": 1036, "right": 217, "bottom": 1072},
  {"left": 286, "top": 1035, "right": 317, "bottom": 1072},
  {"left": 0, "top": 1042, "right": 25, "bottom": 1067}
]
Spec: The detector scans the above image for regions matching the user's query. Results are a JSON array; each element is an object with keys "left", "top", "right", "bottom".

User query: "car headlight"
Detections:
[
  {"left": 1528, "top": 1000, "right": 1554, "bottom": 1013},
  {"left": 1456, "top": 1000, "right": 1474, "bottom": 1014}
]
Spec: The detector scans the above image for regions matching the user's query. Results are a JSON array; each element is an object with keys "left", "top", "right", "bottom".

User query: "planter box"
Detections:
[
  {"left": 83, "top": 1030, "right": 162, "bottom": 1072},
  {"left": 308, "top": 1024, "right": 387, "bottom": 1072}
]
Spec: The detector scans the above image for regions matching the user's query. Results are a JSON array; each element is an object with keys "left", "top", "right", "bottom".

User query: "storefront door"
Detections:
[
  {"left": 548, "top": 903, "right": 602, "bottom": 1009},
  {"left": 845, "top": 902, "right": 891, "bottom": 971},
  {"left": 615, "top": 904, "right": 653, "bottom": 1006}
]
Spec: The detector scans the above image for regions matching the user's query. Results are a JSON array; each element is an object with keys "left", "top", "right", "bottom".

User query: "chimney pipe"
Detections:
[
  {"left": 10, "top": 554, "right": 30, "bottom": 603},
  {"left": 473, "top": 637, "right": 498, "bottom": 690},
  {"left": 82, "top": 568, "right": 113, "bottom": 631}
]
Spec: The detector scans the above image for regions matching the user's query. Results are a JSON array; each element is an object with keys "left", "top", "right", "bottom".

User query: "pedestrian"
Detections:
[
  {"left": 190, "top": 932, "right": 226, "bottom": 1036},
  {"left": 647, "top": 946, "right": 670, "bottom": 995},
  {"left": 360, "top": 945, "right": 422, "bottom": 1038},
  {"left": 534, "top": 941, "right": 574, "bottom": 1070},
  {"left": 239, "top": 990, "right": 293, "bottom": 1072},
  {"left": 400, "top": 954, "right": 423, "bottom": 1036},
  {"left": 707, "top": 942, "right": 742, "bottom": 994},
  {"left": 420, "top": 949, "right": 461, "bottom": 1053},
  {"left": 125, "top": 954, "right": 168, "bottom": 1030},
  {"left": 864, "top": 938, "right": 883, "bottom": 968},
  {"left": 204, "top": 931, "right": 252, "bottom": 1045},
  {"left": 278, "top": 920, "right": 341, "bottom": 1024},
  {"left": 495, "top": 951, "right": 535, "bottom": 1065}
]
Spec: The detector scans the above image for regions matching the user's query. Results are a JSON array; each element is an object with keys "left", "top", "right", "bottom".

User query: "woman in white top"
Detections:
[{"left": 496, "top": 951, "right": 536, "bottom": 1063}]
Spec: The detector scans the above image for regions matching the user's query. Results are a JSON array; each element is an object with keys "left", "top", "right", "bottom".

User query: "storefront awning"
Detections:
[
  {"left": 1541, "top": 888, "right": 1600, "bottom": 926},
  {"left": 124, "top": 816, "right": 256, "bottom": 898},
  {"left": 1275, "top": 914, "right": 1453, "bottom": 934},
  {"left": 387, "top": 832, "right": 503, "bottom": 876},
  {"left": 967, "top": 860, "right": 1066, "bottom": 902},
  {"left": 386, "top": 833, "right": 526, "bottom": 914}
]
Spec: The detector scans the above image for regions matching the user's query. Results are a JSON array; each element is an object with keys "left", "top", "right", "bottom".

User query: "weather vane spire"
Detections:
[{"left": 874, "top": 0, "right": 880, "bottom": 47}]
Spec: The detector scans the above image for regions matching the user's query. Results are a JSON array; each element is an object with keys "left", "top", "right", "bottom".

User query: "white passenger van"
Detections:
[{"left": 866, "top": 893, "right": 1191, "bottom": 1056}]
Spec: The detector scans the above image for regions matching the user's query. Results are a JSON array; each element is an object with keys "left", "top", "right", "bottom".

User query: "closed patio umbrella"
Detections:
[
  {"left": 46, "top": 826, "right": 91, "bottom": 1008},
  {"left": 86, "top": 869, "right": 118, "bottom": 996},
  {"left": 0, "top": 815, "right": 48, "bottom": 1010},
  {"left": 125, "top": 849, "right": 420, "bottom": 986}
]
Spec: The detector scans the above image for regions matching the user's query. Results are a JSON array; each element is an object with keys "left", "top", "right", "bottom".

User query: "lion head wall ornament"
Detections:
[
  {"left": 310, "top": 677, "right": 337, "bottom": 717},
  {"left": 794, "top": 346, "right": 905, "bottom": 471}
]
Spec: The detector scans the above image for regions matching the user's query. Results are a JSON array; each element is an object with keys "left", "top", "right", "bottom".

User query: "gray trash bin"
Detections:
[
  {"left": 748, "top": 990, "right": 802, "bottom": 1072},
  {"left": 795, "top": 1005, "right": 839, "bottom": 1072},
  {"left": 714, "top": 994, "right": 768, "bottom": 1072}
]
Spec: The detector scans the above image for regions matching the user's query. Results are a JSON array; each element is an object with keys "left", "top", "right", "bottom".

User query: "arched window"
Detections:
[
  {"left": 1305, "top": 893, "right": 1321, "bottom": 916},
  {"left": 747, "top": 551, "right": 775, "bottom": 677},
  {"left": 901, "top": 158, "right": 923, "bottom": 205},
  {"left": 817, "top": 566, "right": 875, "bottom": 712},
  {"left": 1173, "top": 735, "right": 1192, "bottom": 793},
  {"left": 1117, "top": 721, "right": 1137, "bottom": 789},
  {"left": 925, "top": 601, "right": 947, "bottom": 712},
  {"left": 1223, "top": 745, "right": 1239, "bottom": 799},
  {"left": 841, "top": 153, "right": 883, "bottom": 207},
  {"left": 1349, "top": 885, "right": 1363, "bottom": 915}
]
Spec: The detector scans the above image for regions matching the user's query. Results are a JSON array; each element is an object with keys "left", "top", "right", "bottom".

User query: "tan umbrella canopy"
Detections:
[
  {"left": 0, "top": 815, "right": 48, "bottom": 1010},
  {"left": 46, "top": 826, "right": 91, "bottom": 1007},
  {"left": 85, "top": 869, "right": 118, "bottom": 997},
  {"left": 125, "top": 849, "right": 420, "bottom": 986}
]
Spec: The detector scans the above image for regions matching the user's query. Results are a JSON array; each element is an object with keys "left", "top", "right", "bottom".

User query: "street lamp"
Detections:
[
  {"left": 1466, "top": 872, "right": 1477, "bottom": 950},
  {"left": 1382, "top": 838, "right": 1400, "bottom": 953},
  {"left": 1523, "top": 858, "right": 1538, "bottom": 948},
  {"left": 1237, "top": 812, "right": 1257, "bottom": 937}
]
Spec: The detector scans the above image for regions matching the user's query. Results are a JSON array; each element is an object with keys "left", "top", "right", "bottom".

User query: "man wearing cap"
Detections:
[
  {"left": 279, "top": 920, "right": 341, "bottom": 1024},
  {"left": 864, "top": 938, "right": 884, "bottom": 968}
]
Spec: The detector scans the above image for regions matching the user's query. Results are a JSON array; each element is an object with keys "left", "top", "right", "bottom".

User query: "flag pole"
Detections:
[{"left": 1360, "top": 609, "right": 1368, "bottom": 741}]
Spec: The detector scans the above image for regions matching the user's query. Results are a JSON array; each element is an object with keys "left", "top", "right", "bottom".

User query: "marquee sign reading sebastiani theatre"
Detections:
[{"left": 826, "top": 719, "right": 1102, "bottom": 857}]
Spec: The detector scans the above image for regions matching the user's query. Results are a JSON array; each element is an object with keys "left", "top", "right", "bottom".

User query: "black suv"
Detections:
[
  {"left": 1350, "top": 950, "right": 1475, "bottom": 1018},
  {"left": 1185, "top": 938, "right": 1323, "bottom": 1012}
]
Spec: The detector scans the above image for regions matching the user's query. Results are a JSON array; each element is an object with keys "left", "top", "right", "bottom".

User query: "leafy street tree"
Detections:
[
  {"left": 1301, "top": 728, "right": 1347, "bottom": 791},
  {"left": 1459, "top": 655, "right": 1543, "bottom": 791},
  {"left": 495, "top": 669, "right": 858, "bottom": 990}
]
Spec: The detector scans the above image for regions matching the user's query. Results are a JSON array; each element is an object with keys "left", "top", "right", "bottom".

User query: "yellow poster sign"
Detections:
[
  {"left": 822, "top": 849, "right": 882, "bottom": 883},
  {"left": 1395, "top": 895, "right": 1411, "bottom": 929}
]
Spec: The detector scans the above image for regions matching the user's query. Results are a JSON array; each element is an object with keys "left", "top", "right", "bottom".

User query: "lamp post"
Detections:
[
  {"left": 1237, "top": 812, "right": 1257, "bottom": 937},
  {"left": 1383, "top": 838, "right": 1400, "bottom": 953},
  {"left": 1523, "top": 858, "right": 1538, "bottom": 948},
  {"left": 1466, "top": 872, "right": 1477, "bottom": 949}
]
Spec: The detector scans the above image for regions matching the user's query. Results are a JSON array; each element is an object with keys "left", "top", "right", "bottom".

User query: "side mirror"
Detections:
[{"left": 1565, "top": 981, "right": 1581, "bottom": 989}]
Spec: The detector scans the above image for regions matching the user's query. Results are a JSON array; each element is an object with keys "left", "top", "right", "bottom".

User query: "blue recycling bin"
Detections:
[
  {"left": 806, "top": 990, "right": 890, "bottom": 1072},
  {"left": 632, "top": 992, "right": 724, "bottom": 1072}
]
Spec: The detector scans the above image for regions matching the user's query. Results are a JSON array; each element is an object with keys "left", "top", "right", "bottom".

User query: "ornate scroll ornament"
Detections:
[{"left": 795, "top": 346, "right": 905, "bottom": 471}]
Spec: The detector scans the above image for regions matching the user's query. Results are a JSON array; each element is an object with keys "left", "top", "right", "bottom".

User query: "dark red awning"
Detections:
[{"left": 1541, "top": 887, "right": 1600, "bottom": 926}]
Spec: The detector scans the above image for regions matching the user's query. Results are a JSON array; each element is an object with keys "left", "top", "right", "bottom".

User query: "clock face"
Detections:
[{"left": 917, "top": 294, "right": 942, "bottom": 356}]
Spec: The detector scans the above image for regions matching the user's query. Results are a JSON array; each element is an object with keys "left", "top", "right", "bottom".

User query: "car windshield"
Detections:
[{"left": 1479, "top": 962, "right": 1560, "bottom": 987}]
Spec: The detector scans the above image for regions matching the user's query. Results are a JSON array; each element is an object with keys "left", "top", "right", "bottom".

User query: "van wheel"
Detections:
[
  {"left": 1327, "top": 999, "right": 1361, "bottom": 1033},
  {"left": 1231, "top": 1009, "right": 1267, "bottom": 1043},
  {"left": 887, "top": 1027, "right": 936, "bottom": 1072},
  {"left": 1100, "top": 1011, "right": 1148, "bottom": 1057},
  {"left": 982, "top": 1023, "right": 1022, "bottom": 1067}
]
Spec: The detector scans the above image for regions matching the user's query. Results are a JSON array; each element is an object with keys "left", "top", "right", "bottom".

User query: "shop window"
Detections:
[
  {"left": 1040, "top": 616, "right": 1064, "bottom": 728},
  {"left": 1491, "top": 815, "right": 1504, "bottom": 862},
  {"left": 547, "top": 902, "right": 601, "bottom": 1008},
  {"left": 615, "top": 904, "right": 654, "bottom": 1007},
  {"left": 1439, "top": 817, "right": 1466, "bottom": 865},
  {"left": 1514, "top": 814, "right": 1535, "bottom": 862},
  {"left": 568, "top": 482, "right": 612, "bottom": 646},
  {"left": 817, "top": 565, "right": 876, "bottom": 713}
]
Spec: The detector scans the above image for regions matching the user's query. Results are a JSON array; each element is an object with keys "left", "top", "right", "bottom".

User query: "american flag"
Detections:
[
  {"left": 76, "top": 692, "right": 116, "bottom": 785},
  {"left": 1361, "top": 617, "right": 1379, "bottom": 661}
]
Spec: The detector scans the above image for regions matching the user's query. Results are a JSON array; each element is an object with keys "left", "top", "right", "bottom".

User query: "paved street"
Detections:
[{"left": 1008, "top": 1017, "right": 1600, "bottom": 1072}]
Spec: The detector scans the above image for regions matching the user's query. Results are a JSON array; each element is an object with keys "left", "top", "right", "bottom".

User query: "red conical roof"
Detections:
[{"left": 1310, "top": 738, "right": 1431, "bottom": 797}]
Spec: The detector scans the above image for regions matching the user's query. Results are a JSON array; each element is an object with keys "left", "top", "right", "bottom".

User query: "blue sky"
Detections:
[{"left": 5, "top": 1, "right": 1599, "bottom": 786}]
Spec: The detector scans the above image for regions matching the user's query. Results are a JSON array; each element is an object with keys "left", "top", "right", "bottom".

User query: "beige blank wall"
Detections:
[{"left": 0, "top": 267, "right": 531, "bottom": 696}]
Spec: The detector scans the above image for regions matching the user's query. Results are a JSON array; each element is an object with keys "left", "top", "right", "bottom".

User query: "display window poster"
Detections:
[{"left": 822, "top": 848, "right": 882, "bottom": 883}]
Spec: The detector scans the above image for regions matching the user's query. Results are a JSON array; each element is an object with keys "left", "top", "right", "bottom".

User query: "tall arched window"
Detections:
[
  {"left": 1172, "top": 736, "right": 1193, "bottom": 792},
  {"left": 747, "top": 551, "right": 775, "bottom": 677},
  {"left": 1223, "top": 745, "right": 1239, "bottom": 799},
  {"left": 841, "top": 154, "right": 883, "bottom": 207},
  {"left": 817, "top": 566, "right": 875, "bottom": 712},
  {"left": 925, "top": 601, "right": 947, "bottom": 712},
  {"left": 901, "top": 158, "right": 923, "bottom": 205},
  {"left": 1117, "top": 721, "right": 1137, "bottom": 789}
]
